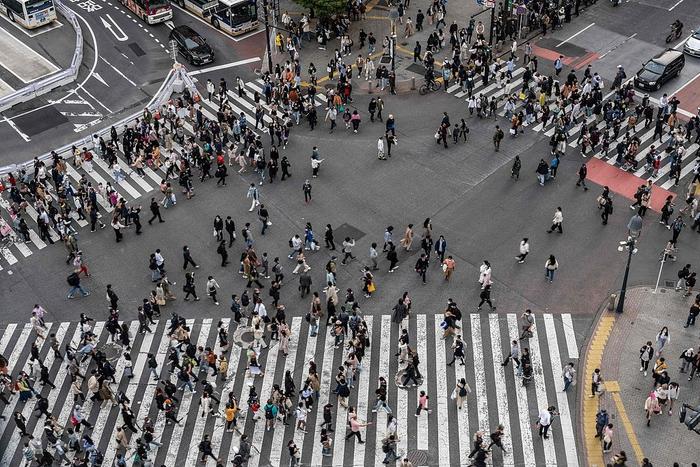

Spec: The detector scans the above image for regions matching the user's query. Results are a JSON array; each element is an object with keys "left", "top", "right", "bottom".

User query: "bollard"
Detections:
[
  {"left": 411, "top": 77, "right": 416, "bottom": 90},
  {"left": 607, "top": 294, "right": 616, "bottom": 311},
  {"left": 368, "top": 81, "right": 373, "bottom": 94}
]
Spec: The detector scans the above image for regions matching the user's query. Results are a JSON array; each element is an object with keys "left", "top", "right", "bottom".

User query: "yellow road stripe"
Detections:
[{"left": 611, "top": 393, "right": 646, "bottom": 464}]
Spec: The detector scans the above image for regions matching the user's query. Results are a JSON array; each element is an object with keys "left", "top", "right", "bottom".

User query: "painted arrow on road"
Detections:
[{"left": 100, "top": 14, "right": 128, "bottom": 42}]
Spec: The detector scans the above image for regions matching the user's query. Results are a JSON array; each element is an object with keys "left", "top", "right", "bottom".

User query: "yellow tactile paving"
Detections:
[
  {"left": 582, "top": 315, "right": 616, "bottom": 467},
  {"left": 611, "top": 392, "right": 646, "bottom": 464}
]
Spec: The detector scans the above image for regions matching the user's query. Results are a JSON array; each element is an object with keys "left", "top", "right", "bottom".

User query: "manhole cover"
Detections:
[
  {"left": 379, "top": 55, "right": 392, "bottom": 65},
  {"left": 233, "top": 325, "right": 255, "bottom": 347},
  {"left": 405, "top": 450, "right": 428, "bottom": 465},
  {"left": 101, "top": 343, "right": 122, "bottom": 364}
]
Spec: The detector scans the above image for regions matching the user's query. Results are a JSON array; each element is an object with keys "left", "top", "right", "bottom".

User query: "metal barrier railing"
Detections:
[
  {"left": 0, "top": 0, "right": 83, "bottom": 112},
  {"left": 0, "top": 63, "right": 199, "bottom": 177}
]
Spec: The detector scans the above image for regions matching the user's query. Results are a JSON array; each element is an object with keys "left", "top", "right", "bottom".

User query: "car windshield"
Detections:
[
  {"left": 693, "top": 29, "right": 700, "bottom": 39},
  {"left": 182, "top": 34, "right": 205, "bottom": 49},
  {"left": 643, "top": 61, "right": 665, "bottom": 75}
]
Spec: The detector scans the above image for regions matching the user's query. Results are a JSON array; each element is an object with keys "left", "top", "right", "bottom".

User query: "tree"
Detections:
[{"left": 295, "top": 0, "right": 347, "bottom": 19}]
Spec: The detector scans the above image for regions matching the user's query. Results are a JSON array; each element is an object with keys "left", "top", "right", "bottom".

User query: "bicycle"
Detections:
[{"left": 418, "top": 80, "right": 441, "bottom": 95}]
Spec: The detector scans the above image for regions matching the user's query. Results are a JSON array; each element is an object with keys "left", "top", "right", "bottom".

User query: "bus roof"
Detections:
[{"left": 218, "top": 0, "right": 249, "bottom": 7}]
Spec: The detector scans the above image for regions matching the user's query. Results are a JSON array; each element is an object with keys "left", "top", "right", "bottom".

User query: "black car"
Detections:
[
  {"left": 634, "top": 49, "right": 685, "bottom": 91},
  {"left": 169, "top": 25, "right": 214, "bottom": 66}
]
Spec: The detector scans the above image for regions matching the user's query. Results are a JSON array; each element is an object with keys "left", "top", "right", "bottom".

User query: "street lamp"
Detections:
[
  {"left": 261, "top": 0, "right": 273, "bottom": 73},
  {"left": 615, "top": 214, "right": 642, "bottom": 314}
]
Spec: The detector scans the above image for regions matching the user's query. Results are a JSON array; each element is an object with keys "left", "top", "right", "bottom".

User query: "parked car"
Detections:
[
  {"left": 168, "top": 25, "right": 214, "bottom": 66},
  {"left": 633, "top": 49, "right": 685, "bottom": 91},
  {"left": 683, "top": 28, "right": 700, "bottom": 57}
]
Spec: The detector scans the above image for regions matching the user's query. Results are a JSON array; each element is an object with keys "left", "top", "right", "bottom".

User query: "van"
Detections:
[{"left": 634, "top": 49, "right": 685, "bottom": 91}]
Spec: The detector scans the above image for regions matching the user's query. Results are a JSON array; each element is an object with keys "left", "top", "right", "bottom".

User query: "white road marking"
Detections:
[
  {"left": 163, "top": 319, "right": 212, "bottom": 467},
  {"left": 100, "top": 56, "right": 138, "bottom": 86},
  {"left": 100, "top": 14, "right": 129, "bottom": 41},
  {"left": 453, "top": 319, "right": 470, "bottom": 467},
  {"left": 266, "top": 317, "right": 302, "bottom": 467},
  {"left": 561, "top": 314, "right": 579, "bottom": 359},
  {"left": 0, "top": 323, "right": 17, "bottom": 354},
  {"left": 416, "top": 315, "right": 428, "bottom": 453},
  {"left": 374, "top": 315, "right": 391, "bottom": 466},
  {"left": 245, "top": 333, "right": 282, "bottom": 467},
  {"left": 91, "top": 321, "right": 140, "bottom": 461},
  {"left": 528, "top": 317, "right": 557, "bottom": 464},
  {"left": 507, "top": 314, "right": 536, "bottom": 466},
  {"left": 352, "top": 316, "right": 373, "bottom": 465},
  {"left": 470, "top": 314, "right": 489, "bottom": 433},
  {"left": 556, "top": 22, "right": 596, "bottom": 47},
  {"left": 433, "top": 315, "right": 450, "bottom": 467},
  {"left": 2, "top": 116, "right": 30, "bottom": 142},
  {"left": 188, "top": 57, "right": 262, "bottom": 76},
  {"left": 669, "top": 0, "right": 684, "bottom": 10},
  {"left": 543, "top": 315, "right": 579, "bottom": 466},
  {"left": 489, "top": 314, "right": 514, "bottom": 462}
]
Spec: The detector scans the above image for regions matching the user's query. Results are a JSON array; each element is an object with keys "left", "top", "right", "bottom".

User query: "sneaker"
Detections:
[{"left": 640, "top": 367, "right": 644, "bottom": 372}]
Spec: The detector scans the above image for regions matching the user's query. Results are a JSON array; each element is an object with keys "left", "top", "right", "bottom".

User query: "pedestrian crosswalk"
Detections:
[
  {"left": 0, "top": 78, "right": 328, "bottom": 272},
  {"left": 439, "top": 66, "right": 700, "bottom": 190},
  {"left": 0, "top": 311, "right": 583, "bottom": 466}
]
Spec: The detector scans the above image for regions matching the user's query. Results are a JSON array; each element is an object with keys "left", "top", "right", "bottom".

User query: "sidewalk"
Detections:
[{"left": 580, "top": 285, "right": 700, "bottom": 466}]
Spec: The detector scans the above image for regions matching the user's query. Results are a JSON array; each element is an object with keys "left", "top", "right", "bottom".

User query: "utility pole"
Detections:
[
  {"left": 261, "top": 0, "right": 273, "bottom": 73},
  {"left": 489, "top": 5, "right": 495, "bottom": 46},
  {"left": 615, "top": 237, "right": 635, "bottom": 314}
]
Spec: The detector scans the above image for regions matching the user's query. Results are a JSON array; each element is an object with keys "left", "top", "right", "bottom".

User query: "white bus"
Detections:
[
  {"left": 176, "top": 0, "right": 258, "bottom": 36},
  {"left": 1, "top": 0, "right": 57, "bottom": 29}
]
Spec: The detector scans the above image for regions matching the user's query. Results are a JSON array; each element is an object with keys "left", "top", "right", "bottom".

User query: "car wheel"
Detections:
[{"left": 212, "top": 18, "right": 220, "bottom": 29}]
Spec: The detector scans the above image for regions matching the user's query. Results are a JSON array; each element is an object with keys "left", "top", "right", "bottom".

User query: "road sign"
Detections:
[{"left": 484, "top": 0, "right": 495, "bottom": 7}]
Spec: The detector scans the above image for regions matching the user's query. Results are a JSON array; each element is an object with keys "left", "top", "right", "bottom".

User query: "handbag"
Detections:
[{"left": 367, "top": 282, "right": 376, "bottom": 293}]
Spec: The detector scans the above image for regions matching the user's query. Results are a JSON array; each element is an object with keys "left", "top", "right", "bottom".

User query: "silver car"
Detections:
[{"left": 684, "top": 28, "right": 700, "bottom": 57}]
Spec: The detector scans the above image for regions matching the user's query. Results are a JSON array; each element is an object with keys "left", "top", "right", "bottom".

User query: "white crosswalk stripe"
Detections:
[
  {"left": 0, "top": 312, "right": 582, "bottom": 466},
  {"left": 437, "top": 64, "right": 700, "bottom": 193}
]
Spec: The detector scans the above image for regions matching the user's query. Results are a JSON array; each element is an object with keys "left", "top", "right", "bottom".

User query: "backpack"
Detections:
[
  {"left": 265, "top": 405, "right": 274, "bottom": 418},
  {"left": 67, "top": 273, "right": 79, "bottom": 286}
]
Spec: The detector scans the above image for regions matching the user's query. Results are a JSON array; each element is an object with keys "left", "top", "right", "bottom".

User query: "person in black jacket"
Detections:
[
  {"left": 225, "top": 216, "right": 236, "bottom": 247},
  {"left": 198, "top": 434, "right": 218, "bottom": 463},
  {"left": 147, "top": 198, "right": 164, "bottom": 224},
  {"left": 182, "top": 246, "right": 199, "bottom": 270}
]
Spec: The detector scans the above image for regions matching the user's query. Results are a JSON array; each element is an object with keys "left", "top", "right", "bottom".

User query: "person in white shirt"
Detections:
[
  {"left": 516, "top": 238, "right": 530, "bottom": 263},
  {"left": 537, "top": 406, "right": 556, "bottom": 439}
]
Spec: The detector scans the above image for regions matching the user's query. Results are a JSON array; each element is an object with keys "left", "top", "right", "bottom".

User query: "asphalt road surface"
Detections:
[{"left": 1, "top": 1, "right": 700, "bottom": 465}]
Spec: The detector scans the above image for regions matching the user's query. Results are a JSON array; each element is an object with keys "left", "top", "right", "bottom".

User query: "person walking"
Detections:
[
  {"left": 655, "top": 327, "right": 670, "bottom": 355},
  {"left": 589, "top": 368, "right": 603, "bottom": 398},
  {"left": 644, "top": 391, "right": 660, "bottom": 426},
  {"left": 493, "top": 125, "right": 504, "bottom": 151},
  {"left": 547, "top": 207, "right": 563, "bottom": 234},
  {"left": 562, "top": 362, "right": 576, "bottom": 392},
  {"left": 206, "top": 276, "right": 221, "bottom": 305},
  {"left": 182, "top": 245, "right": 199, "bottom": 270},
  {"left": 477, "top": 285, "right": 495, "bottom": 311},
  {"left": 602, "top": 423, "right": 614, "bottom": 453},
  {"left": 594, "top": 408, "right": 609, "bottom": 439},
  {"left": 501, "top": 339, "right": 521, "bottom": 369},
  {"left": 303, "top": 180, "right": 312, "bottom": 203},
  {"left": 341, "top": 237, "right": 357, "bottom": 265},
  {"left": 415, "top": 391, "right": 432, "bottom": 417},
  {"left": 345, "top": 414, "right": 370, "bottom": 444},
  {"left": 148, "top": 198, "right": 164, "bottom": 224},
  {"left": 639, "top": 341, "right": 654, "bottom": 376},
  {"left": 544, "top": 255, "right": 559, "bottom": 282},
  {"left": 515, "top": 238, "right": 529, "bottom": 263},
  {"left": 576, "top": 163, "right": 589, "bottom": 190},
  {"left": 488, "top": 425, "right": 507, "bottom": 454},
  {"left": 537, "top": 406, "right": 554, "bottom": 439}
]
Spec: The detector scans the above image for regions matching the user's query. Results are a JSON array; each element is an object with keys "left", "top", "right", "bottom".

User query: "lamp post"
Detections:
[
  {"left": 261, "top": 0, "right": 273, "bottom": 73},
  {"left": 616, "top": 214, "right": 642, "bottom": 313}
]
